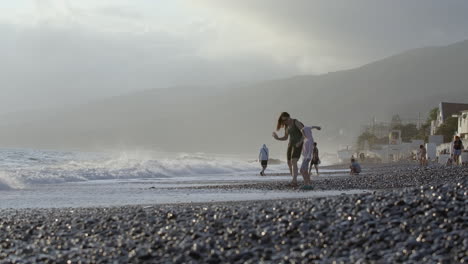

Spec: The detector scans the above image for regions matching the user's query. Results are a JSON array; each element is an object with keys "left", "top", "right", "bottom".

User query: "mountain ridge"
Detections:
[{"left": 1, "top": 39, "right": 468, "bottom": 155}]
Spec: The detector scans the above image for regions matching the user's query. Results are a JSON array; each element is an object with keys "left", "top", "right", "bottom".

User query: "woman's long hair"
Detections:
[{"left": 276, "top": 112, "right": 290, "bottom": 131}]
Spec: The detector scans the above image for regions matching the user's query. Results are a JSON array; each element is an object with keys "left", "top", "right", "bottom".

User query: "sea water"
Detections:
[{"left": 0, "top": 148, "right": 358, "bottom": 208}]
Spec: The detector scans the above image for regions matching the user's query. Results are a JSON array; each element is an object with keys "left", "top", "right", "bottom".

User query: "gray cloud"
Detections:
[
  {"left": 194, "top": 0, "right": 468, "bottom": 68},
  {"left": 0, "top": 22, "right": 295, "bottom": 113},
  {"left": 1, "top": 0, "right": 468, "bottom": 113}
]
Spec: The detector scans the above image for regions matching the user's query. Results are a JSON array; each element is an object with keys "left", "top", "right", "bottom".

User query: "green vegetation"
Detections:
[
  {"left": 356, "top": 107, "right": 445, "bottom": 150},
  {"left": 427, "top": 107, "right": 439, "bottom": 123},
  {"left": 435, "top": 117, "right": 458, "bottom": 142},
  {"left": 392, "top": 123, "right": 420, "bottom": 142},
  {"left": 424, "top": 107, "right": 457, "bottom": 142},
  {"left": 417, "top": 107, "right": 439, "bottom": 141}
]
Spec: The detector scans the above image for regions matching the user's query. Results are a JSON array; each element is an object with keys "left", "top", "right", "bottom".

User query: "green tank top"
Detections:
[{"left": 288, "top": 119, "right": 302, "bottom": 144}]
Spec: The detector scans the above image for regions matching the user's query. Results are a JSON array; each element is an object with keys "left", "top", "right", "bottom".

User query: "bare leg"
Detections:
[
  {"left": 315, "top": 165, "right": 319, "bottom": 176},
  {"left": 291, "top": 158, "right": 299, "bottom": 185},
  {"left": 287, "top": 160, "right": 293, "bottom": 176},
  {"left": 300, "top": 168, "right": 310, "bottom": 185}
]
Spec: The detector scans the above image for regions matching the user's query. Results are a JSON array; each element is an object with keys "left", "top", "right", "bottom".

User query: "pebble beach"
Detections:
[{"left": 0, "top": 164, "right": 467, "bottom": 263}]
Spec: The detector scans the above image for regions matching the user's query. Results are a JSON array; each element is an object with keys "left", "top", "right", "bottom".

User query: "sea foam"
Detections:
[
  {"left": 0, "top": 171, "right": 24, "bottom": 190},
  {"left": 0, "top": 149, "right": 266, "bottom": 186}
]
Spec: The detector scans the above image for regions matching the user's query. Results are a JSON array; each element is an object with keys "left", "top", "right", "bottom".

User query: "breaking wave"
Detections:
[
  {"left": 0, "top": 149, "right": 264, "bottom": 187},
  {"left": 0, "top": 171, "right": 24, "bottom": 190}
]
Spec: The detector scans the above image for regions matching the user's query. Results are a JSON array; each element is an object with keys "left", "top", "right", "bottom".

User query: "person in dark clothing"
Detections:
[
  {"left": 350, "top": 158, "right": 362, "bottom": 175},
  {"left": 272, "top": 112, "right": 304, "bottom": 186},
  {"left": 418, "top": 145, "right": 427, "bottom": 167},
  {"left": 452, "top": 136, "right": 464, "bottom": 165},
  {"left": 309, "top": 142, "right": 320, "bottom": 176}
]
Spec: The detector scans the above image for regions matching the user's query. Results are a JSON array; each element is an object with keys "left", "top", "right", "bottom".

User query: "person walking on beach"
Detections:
[
  {"left": 258, "top": 144, "right": 269, "bottom": 176},
  {"left": 272, "top": 112, "right": 304, "bottom": 186},
  {"left": 297, "top": 125, "right": 321, "bottom": 189},
  {"left": 452, "top": 136, "right": 464, "bottom": 165},
  {"left": 418, "top": 145, "right": 427, "bottom": 167},
  {"left": 349, "top": 158, "right": 361, "bottom": 175},
  {"left": 309, "top": 142, "right": 320, "bottom": 176}
]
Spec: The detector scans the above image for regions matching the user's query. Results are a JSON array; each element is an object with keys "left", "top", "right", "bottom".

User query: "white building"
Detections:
[
  {"left": 367, "top": 129, "right": 422, "bottom": 163},
  {"left": 457, "top": 110, "right": 468, "bottom": 139},
  {"left": 431, "top": 102, "right": 468, "bottom": 135}
]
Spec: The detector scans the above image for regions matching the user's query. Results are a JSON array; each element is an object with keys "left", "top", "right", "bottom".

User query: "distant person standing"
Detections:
[
  {"left": 258, "top": 144, "right": 269, "bottom": 176},
  {"left": 309, "top": 142, "right": 320, "bottom": 176},
  {"left": 349, "top": 158, "right": 361, "bottom": 175},
  {"left": 452, "top": 136, "right": 464, "bottom": 165},
  {"left": 418, "top": 145, "right": 427, "bottom": 167},
  {"left": 272, "top": 112, "right": 304, "bottom": 186}
]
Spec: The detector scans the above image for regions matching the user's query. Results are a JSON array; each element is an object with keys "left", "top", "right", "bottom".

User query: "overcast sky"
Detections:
[{"left": 1, "top": 0, "right": 468, "bottom": 112}]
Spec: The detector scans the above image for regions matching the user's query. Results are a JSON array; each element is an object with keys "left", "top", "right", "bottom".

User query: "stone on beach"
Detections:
[{"left": 0, "top": 165, "right": 467, "bottom": 263}]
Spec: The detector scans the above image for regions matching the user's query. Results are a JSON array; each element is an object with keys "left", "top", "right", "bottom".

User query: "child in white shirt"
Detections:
[{"left": 297, "top": 125, "right": 321, "bottom": 189}]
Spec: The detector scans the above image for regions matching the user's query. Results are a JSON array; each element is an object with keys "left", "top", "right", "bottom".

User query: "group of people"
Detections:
[
  {"left": 442, "top": 135, "right": 465, "bottom": 166},
  {"left": 258, "top": 112, "right": 321, "bottom": 189},
  {"left": 259, "top": 113, "right": 466, "bottom": 187},
  {"left": 418, "top": 135, "right": 465, "bottom": 166}
]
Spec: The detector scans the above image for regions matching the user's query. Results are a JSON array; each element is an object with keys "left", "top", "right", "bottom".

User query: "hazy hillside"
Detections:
[{"left": 1, "top": 40, "right": 468, "bottom": 156}]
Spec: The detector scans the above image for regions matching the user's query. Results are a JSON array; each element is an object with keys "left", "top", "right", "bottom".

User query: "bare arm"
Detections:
[
  {"left": 299, "top": 125, "right": 321, "bottom": 146},
  {"left": 296, "top": 127, "right": 306, "bottom": 147},
  {"left": 273, "top": 128, "right": 289, "bottom": 141}
]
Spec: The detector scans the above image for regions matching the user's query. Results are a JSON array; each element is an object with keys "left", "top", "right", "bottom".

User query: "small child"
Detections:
[
  {"left": 298, "top": 125, "right": 321, "bottom": 189},
  {"left": 350, "top": 158, "right": 361, "bottom": 175},
  {"left": 418, "top": 145, "right": 427, "bottom": 166},
  {"left": 258, "top": 144, "right": 269, "bottom": 176}
]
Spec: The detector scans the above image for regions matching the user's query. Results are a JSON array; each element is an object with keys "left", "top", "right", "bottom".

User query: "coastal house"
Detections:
[
  {"left": 430, "top": 102, "right": 468, "bottom": 135},
  {"left": 363, "top": 129, "right": 423, "bottom": 163},
  {"left": 436, "top": 110, "right": 468, "bottom": 164},
  {"left": 456, "top": 110, "right": 468, "bottom": 139}
]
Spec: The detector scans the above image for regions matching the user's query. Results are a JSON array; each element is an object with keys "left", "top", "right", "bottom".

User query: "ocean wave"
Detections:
[
  {"left": 0, "top": 150, "right": 262, "bottom": 186},
  {"left": 0, "top": 172, "right": 24, "bottom": 190}
]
